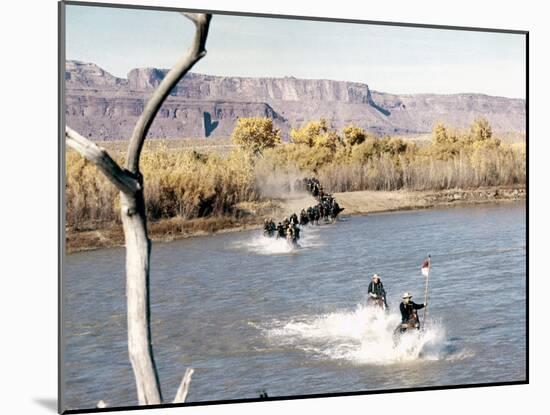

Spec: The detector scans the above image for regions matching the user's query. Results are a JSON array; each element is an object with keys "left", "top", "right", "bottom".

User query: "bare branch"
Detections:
[
  {"left": 173, "top": 368, "right": 194, "bottom": 403},
  {"left": 66, "top": 12, "right": 212, "bottom": 407},
  {"left": 65, "top": 126, "right": 140, "bottom": 195},
  {"left": 126, "top": 13, "right": 212, "bottom": 173}
]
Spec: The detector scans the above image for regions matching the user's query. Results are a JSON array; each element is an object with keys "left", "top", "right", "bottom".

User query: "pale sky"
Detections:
[{"left": 65, "top": 4, "right": 526, "bottom": 99}]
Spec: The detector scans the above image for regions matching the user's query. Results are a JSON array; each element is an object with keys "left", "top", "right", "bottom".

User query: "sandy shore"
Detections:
[
  {"left": 334, "top": 187, "right": 525, "bottom": 215},
  {"left": 66, "top": 186, "right": 525, "bottom": 253}
]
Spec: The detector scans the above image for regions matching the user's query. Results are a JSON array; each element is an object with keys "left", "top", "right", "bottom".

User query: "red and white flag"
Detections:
[{"left": 421, "top": 257, "right": 430, "bottom": 277}]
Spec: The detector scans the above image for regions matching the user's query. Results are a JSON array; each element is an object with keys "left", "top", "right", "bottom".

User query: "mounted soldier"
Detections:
[
  {"left": 367, "top": 274, "right": 388, "bottom": 309},
  {"left": 330, "top": 200, "right": 343, "bottom": 221},
  {"left": 397, "top": 292, "right": 426, "bottom": 333},
  {"left": 318, "top": 203, "right": 325, "bottom": 221},
  {"left": 282, "top": 217, "right": 290, "bottom": 229},
  {"left": 291, "top": 223, "right": 300, "bottom": 241},
  {"left": 286, "top": 226, "right": 295, "bottom": 247},
  {"left": 299, "top": 209, "right": 309, "bottom": 225},
  {"left": 318, "top": 186, "right": 325, "bottom": 200},
  {"left": 263, "top": 219, "right": 273, "bottom": 237},
  {"left": 276, "top": 222, "right": 285, "bottom": 239},
  {"left": 268, "top": 218, "right": 276, "bottom": 234},
  {"left": 307, "top": 206, "right": 315, "bottom": 223}
]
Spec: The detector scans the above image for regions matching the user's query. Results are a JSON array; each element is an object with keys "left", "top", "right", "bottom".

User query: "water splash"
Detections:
[
  {"left": 260, "top": 303, "right": 470, "bottom": 365},
  {"left": 235, "top": 227, "right": 323, "bottom": 255}
]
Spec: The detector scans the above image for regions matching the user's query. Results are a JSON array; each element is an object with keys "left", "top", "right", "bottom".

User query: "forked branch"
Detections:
[
  {"left": 65, "top": 12, "right": 212, "bottom": 407},
  {"left": 65, "top": 126, "right": 140, "bottom": 195},
  {"left": 125, "top": 13, "right": 212, "bottom": 174}
]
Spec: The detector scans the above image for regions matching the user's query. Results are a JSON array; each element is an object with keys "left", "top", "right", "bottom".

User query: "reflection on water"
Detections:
[{"left": 63, "top": 202, "right": 526, "bottom": 410}]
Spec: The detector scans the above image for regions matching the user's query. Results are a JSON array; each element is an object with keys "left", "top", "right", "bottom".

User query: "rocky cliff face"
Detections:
[{"left": 65, "top": 60, "right": 526, "bottom": 140}]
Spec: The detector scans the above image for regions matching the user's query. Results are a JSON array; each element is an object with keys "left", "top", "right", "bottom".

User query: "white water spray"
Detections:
[
  {"left": 236, "top": 227, "right": 324, "bottom": 255},
  {"left": 260, "top": 303, "right": 469, "bottom": 365}
]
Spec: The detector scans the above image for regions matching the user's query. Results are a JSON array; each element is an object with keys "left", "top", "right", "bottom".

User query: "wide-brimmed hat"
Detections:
[{"left": 402, "top": 292, "right": 413, "bottom": 299}]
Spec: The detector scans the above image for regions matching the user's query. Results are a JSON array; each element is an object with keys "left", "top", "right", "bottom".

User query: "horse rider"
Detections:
[
  {"left": 263, "top": 219, "right": 271, "bottom": 236},
  {"left": 398, "top": 292, "right": 426, "bottom": 332},
  {"left": 367, "top": 274, "right": 388, "bottom": 309}
]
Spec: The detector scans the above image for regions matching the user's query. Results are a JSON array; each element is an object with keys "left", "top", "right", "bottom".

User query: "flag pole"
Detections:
[{"left": 422, "top": 255, "right": 431, "bottom": 326}]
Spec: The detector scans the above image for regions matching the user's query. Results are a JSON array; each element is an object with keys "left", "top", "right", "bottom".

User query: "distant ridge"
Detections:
[{"left": 65, "top": 60, "right": 526, "bottom": 140}]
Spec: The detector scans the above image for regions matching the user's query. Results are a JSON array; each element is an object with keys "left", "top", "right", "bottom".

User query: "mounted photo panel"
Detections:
[{"left": 59, "top": 1, "right": 528, "bottom": 413}]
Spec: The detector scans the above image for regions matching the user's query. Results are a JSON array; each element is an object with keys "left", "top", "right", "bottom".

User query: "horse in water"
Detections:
[
  {"left": 367, "top": 296, "right": 387, "bottom": 311},
  {"left": 398, "top": 310, "right": 420, "bottom": 331},
  {"left": 286, "top": 230, "right": 301, "bottom": 249},
  {"left": 392, "top": 310, "right": 422, "bottom": 346}
]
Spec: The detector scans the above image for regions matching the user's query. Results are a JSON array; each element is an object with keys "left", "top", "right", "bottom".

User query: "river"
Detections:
[{"left": 62, "top": 202, "right": 526, "bottom": 410}]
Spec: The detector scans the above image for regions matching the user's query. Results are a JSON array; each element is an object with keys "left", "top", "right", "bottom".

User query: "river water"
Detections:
[{"left": 62, "top": 202, "right": 526, "bottom": 410}]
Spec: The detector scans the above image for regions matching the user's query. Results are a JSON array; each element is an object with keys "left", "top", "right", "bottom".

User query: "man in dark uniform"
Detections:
[
  {"left": 318, "top": 203, "right": 325, "bottom": 221},
  {"left": 307, "top": 206, "right": 315, "bottom": 223},
  {"left": 398, "top": 292, "right": 426, "bottom": 332},
  {"left": 291, "top": 223, "right": 300, "bottom": 241},
  {"left": 299, "top": 209, "right": 309, "bottom": 225},
  {"left": 367, "top": 274, "right": 388, "bottom": 309},
  {"left": 282, "top": 217, "right": 290, "bottom": 228},
  {"left": 318, "top": 186, "right": 325, "bottom": 200},
  {"left": 268, "top": 218, "right": 276, "bottom": 235},
  {"left": 263, "top": 219, "right": 272, "bottom": 236},
  {"left": 276, "top": 222, "right": 285, "bottom": 239}
]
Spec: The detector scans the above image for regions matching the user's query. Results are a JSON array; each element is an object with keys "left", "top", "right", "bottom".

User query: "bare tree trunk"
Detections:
[
  {"left": 65, "top": 12, "right": 212, "bottom": 406},
  {"left": 121, "top": 13, "right": 211, "bottom": 405},
  {"left": 121, "top": 190, "right": 162, "bottom": 404}
]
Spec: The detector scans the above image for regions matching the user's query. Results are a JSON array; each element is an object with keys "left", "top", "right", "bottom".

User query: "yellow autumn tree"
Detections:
[
  {"left": 342, "top": 125, "right": 368, "bottom": 146},
  {"left": 290, "top": 118, "right": 343, "bottom": 151},
  {"left": 470, "top": 117, "right": 493, "bottom": 142},
  {"left": 231, "top": 117, "right": 281, "bottom": 155}
]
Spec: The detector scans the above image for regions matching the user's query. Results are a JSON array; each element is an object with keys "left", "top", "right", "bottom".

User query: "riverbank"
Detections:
[
  {"left": 66, "top": 186, "right": 525, "bottom": 253},
  {"left": 334, "top": 186, "right": 526, "bottom": 215}
]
